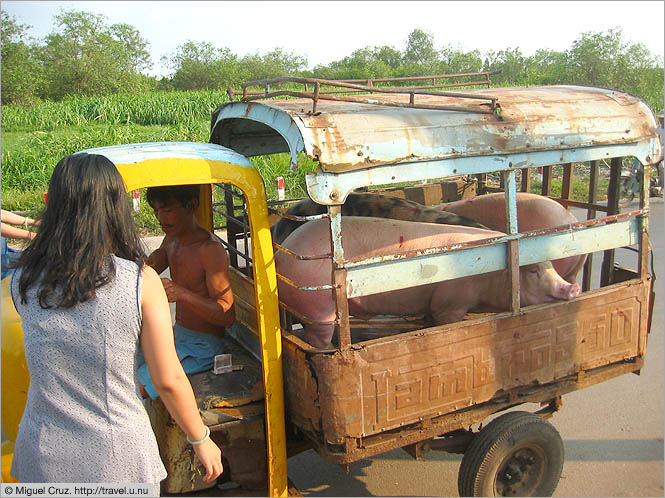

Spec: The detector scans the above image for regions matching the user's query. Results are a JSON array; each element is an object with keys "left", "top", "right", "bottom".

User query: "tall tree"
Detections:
[
  {"left": 528, "top": 49, "right": 571, "bottom": 85},
  {"left": 439, "top": 45, "right": 483, "bottom": 75},
  {"left": 323, "top": 46, "right": 395, "bottom": 80},
  {"left": 401, "top": 29, "right": 441, "bottom": 76},
  {"left": 240, "top": 48, "right": 308, "bottom": 82},
  {"left": 1, "top": 11, "right": 42, "bottom": 104},
  {"left": 374, "top": 45, "right": 403, "bottom": 69},
  {"left": 403, "top": 28, "right": 438, "bottom": 65},
  {"left": 567, "top": 27, "right": 663, "bottom": 110},
  {"left": 39, "top": 9, "right": 152, "bottom": 99},
  {"left": 483, "top": 47, "right": 530, "bottom": 85},
  {"left": 162, "top": 41, "right": 243, "bottom": 90}
]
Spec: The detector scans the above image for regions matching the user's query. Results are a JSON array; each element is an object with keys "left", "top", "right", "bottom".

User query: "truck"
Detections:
[{"left": 2, "top": 75, "right": 660, "bottom": 497}]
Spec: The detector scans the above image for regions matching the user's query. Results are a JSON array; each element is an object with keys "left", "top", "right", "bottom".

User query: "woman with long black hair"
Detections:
[{"left": 10, "top": 153, "right": 222, "bottom": 488}]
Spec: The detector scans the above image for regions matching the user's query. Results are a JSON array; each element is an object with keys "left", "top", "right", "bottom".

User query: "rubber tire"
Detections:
[{"left": 457, "top": 411, "right": 564, "bottom": 497}]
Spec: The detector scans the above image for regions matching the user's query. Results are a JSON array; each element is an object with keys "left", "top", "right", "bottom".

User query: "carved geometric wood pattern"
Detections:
[{"left": 354, "top": 293, "right": 645, "bottom": 436}]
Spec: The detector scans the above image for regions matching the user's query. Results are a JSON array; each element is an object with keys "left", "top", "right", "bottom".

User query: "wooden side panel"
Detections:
[
  {"left": 229, "top": 267, "right": 259, "bottom": 335},
  {"left": 281, "top": 338, "right": 323, "bottom": 437},
  {"left": 302, "top": 280, "right": 649, "bottom": 444}
]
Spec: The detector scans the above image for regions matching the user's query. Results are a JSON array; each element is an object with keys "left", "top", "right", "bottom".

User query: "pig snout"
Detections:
[{"left": 551, "top": 281, "right": 581, "bottom": 301}]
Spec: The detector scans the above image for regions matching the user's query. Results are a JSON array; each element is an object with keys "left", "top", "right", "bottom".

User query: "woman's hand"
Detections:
[{"left": 192, "top": 438, "right": 223, "bottom": 482}]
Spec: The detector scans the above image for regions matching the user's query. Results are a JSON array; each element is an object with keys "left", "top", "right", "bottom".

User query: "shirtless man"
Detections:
[{"left": 137, "top": 185, "right": 235, "bottom": 399}]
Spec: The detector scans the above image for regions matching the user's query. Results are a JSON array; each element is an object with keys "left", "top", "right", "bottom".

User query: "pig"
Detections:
[
  {"left": 275, "top": 217, "right": 581, "bottom": 348},
  {"left": 437, "top": 192, "right": 586, "bottom": 284},
  {"left": 271, "top": 192, "right": 488, "bottom": 245}
]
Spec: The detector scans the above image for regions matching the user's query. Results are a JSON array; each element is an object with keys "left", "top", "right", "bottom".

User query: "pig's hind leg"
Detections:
[
  {"left": 303, "top": 322, "right": 335, "bottom": 349},
  {"left": 430, "top": 308, "right": 468, "bottom": 326},
  {"left": 429, "top": 287, "right": 469, "bottom": 326}
]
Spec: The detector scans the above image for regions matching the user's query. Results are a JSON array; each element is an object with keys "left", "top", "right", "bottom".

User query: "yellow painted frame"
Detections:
[
  {"left": 117, "top": 155, "right": 288, "bottom": 497},
  {"left": 1, "top": 144, "right": 288, "bottom": 496}
]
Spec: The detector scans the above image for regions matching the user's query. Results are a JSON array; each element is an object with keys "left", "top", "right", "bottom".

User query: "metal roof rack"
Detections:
[{"left": 227, "top": 73, "right": 502, "bottom": 116}]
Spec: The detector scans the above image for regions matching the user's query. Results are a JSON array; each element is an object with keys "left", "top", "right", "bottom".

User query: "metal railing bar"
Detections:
[
  {"left": 241, "top": 91, "right": 496, "bottom": 114},
  {"left": 232, "top": 76, "right": 498, "bottom": 103},
  {"left": 342, "top": 210, "right": 643, "bottom": 268},
  {"left": 276, "top": 272, "right": 334, "bottom": 292},
  {"left": 273, "top": 242, "right": 332, "bottom": 261},
  {"left": 212, "top": 206, "right": 251, "bottom": 231},
  {"left": 237, "top": 80, "right": 494, "bottom": 98}
]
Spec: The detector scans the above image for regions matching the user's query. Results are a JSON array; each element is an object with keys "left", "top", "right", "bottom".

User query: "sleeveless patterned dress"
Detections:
[{"left": 10, "top": 255, "right": 167, "bottom": 484}]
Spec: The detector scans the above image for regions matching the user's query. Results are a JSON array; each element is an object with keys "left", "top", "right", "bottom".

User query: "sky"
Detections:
[{"left": 3, "top": 1, "right": 665, "bottom": 78}]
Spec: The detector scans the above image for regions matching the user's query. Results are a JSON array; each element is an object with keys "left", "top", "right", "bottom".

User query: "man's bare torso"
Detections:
[{"left": 163, "top": 230, "right": 225, "bottom": 336}]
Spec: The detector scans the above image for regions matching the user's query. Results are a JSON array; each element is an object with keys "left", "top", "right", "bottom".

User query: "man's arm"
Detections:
[
  {"left": 147, "top": 242, "right": 169, "bottom": 275},
  {"left": 160, "top": 241, "right": 235, "bottom": 328}
]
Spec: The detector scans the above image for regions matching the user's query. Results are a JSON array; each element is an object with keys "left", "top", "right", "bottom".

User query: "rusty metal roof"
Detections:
[{"left": 211, "top": 85, "right": 660, "bottom": 174}]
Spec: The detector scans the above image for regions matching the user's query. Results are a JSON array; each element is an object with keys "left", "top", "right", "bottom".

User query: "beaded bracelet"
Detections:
[{"left": 187, "top": 425, "right": 210, "bottom": 445}]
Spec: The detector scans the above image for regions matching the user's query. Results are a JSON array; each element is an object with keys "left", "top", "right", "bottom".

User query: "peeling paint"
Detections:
[{"left": 212, "top": 85, "right": 659, "bottom": 175}]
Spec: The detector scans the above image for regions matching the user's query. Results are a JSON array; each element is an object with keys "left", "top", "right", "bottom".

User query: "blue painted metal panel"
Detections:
[
  {"left": 504, "top": 171, "right": 518, "bottom": 235},
  {"left": 79, "top": 141, "right": 255, "bottom": 168},
  {"left": 344, "top": 220, "right": 637, "bottom": 298},
  {"left": 518, "top": 219, "right": 639, "bottom": 266},
  {"left": 346, "top": 242, "right": 507, "bottom": 298},
  {"left": 212, "top": 103, "right": 305, "bottom": 170},
  {"left": 305, "top": 141, "right": 658, "bottom": 204}
]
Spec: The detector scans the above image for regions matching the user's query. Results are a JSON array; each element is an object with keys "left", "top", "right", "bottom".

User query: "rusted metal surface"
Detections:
[
  {"left": 228, "top": 73, "right": 499, "bottom": 101},
  {"left": 520, "top": 167, "right": 531, "bottom": 192},
  {"left": 280, "top": 278, "right": 650, "bottom": 459},
  {"left": 542, "top": 165, "right": 553, "bottom": 196},
  {"left": 638, "top": 167, "right": 651, "bottom": 281},
  {"left": 503, "top": 171, "right": 520, "bottom": 314},
  {"left": 227, "top": 76, "right": 500, "bottom": 115},
  {"left": 534, "top": 396, "right": 563, "bottom": 419},
  {"left": 301, "top": 142, "right": 657, "bottom": 205},
  {"left": 211, "top": 85, "right": 660, "bottom": 176},
  {"left": 280, "top": 338, "right": 323, "bottom": 436},
  {"left": 285, "top": 353, "right": 644, "bottom": 464},
  {"left": 561, "top": 163, "right": 574, "bottom": 201}
]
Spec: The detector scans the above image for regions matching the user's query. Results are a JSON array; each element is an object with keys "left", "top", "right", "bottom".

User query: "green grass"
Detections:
[
  {"left": 1, "top": 90, "right": 230, "bottom": 131},
  {"left": 1, "top": 122, "right": 211, "bottom": 191}
]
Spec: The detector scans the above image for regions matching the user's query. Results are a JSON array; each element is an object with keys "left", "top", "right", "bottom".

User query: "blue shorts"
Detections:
[
  {"left": 137, "top": 323, "right": 224, "bottom": 399},
  {"left": 1, "top": 237, "right": 21, "bottom": 280}
]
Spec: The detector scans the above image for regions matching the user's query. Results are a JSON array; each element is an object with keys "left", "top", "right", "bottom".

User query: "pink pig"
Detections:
[
  {"left": 275, "top": 217, "right": 580, "bottom": 348},
  {"left": 437, "top": 192, "right": 587, "bottom": 284}
]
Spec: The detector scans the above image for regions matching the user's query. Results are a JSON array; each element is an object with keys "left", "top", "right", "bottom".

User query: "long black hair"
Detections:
[{"left": 16, "top": 153, "right": 146, "bottom": 308}]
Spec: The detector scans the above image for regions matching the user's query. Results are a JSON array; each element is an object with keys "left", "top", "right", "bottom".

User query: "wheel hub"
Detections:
[{"left": 496, "top": 448, "right": 543, "bottom": 496}]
